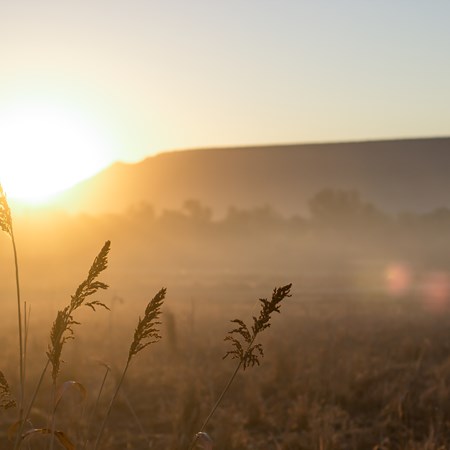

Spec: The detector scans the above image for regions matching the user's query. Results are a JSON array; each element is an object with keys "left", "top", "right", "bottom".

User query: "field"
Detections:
[
  {"left": 2, "top": 1, "right": 450, "bottom": 447},
  {"left": 2, "top": 191, "right": 450, "bottom": 449},
  {"left": 2, "top": 281, "right": 450, "bottom": 450}
]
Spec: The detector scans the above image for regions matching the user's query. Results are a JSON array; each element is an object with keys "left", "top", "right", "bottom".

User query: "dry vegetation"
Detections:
[
  {"left": 2, "top": 187, "right": 450, "bottom": 449},
  {"left": 2, "top": 291, "right": 450, "bottom": 449}
]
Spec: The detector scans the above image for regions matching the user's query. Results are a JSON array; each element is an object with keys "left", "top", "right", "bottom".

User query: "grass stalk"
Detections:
[
  {"left": 46, "top": 241, "right": 111, "bottom": 450},
  {"left": 93, "top": 360, "right": 130, "bottom": 450},
  {"left": 23, "top": 302, "right": 30, "bottom": 398},
  {"left": 94, "top": 287, "right": 166, "bottom": 450},
  {"left": 14, "top": 360, "right": 50, "bottom": 450},
  {"left": 187, "top": 360, "right": 244, "bottom": 450},
  {"left": 188, "top": 284, "right": 291, "bottom": 450},
  {"left": 1, "top": 186, "right": 27, "bottom": 449},
  {"left": 11, "top": 230, "right": 25, "bottom": 420},
  {"left": 121, "top": 388, "right": 151, "bottom": 446},
  {"left": 48, "top": 382, "right": 57, "bottom": 450},
  {"left": 82, "top": 364, "right": 110, "bottom": 450}
]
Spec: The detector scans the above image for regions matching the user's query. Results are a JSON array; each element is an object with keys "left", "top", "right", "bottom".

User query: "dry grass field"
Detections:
[
  {"left": 2, "top": 286, "right": 450, "bottom": 450},
  {"left": 3, "top": 189, "right": 450, "bottom": 449}
]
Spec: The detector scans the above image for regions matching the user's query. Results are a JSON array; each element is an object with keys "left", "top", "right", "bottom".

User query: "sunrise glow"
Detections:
[
  {"left": 0, "top": 103, "right": 113, "bottom": 203},
  {"left": 385, "top": 263, "right": 412, "bottom": 296}
]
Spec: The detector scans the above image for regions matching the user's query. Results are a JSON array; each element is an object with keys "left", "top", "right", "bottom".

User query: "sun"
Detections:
[{"left": 0, "top": 102, "right": 114, "bottom": 204}]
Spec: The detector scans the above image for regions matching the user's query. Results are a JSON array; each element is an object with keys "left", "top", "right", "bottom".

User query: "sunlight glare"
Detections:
[
  {"left": 0, "top": 103, "right": 113, "bottom": 203},
  {"left": 421, "top": 271, "right": 450, "bottom": 312},
  {"left": 385, "top": 263, "right": 412, "bottom": 296}
]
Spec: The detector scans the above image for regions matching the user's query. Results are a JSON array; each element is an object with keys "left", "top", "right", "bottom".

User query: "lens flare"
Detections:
[
  {"left": 385, "top": 263, "right": 412, "bottom": 296},
  {"left": 421, "top": 271, "right": 450, "bottom": 312}
]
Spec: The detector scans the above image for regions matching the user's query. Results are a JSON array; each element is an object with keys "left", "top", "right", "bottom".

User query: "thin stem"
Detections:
[
  {"left": 94, "top": 360, "right": 131, "bottom": 450},
  {"left": 23, "top": 302, "right": 30, "bottom": 402},
  {"left": 14, "top": 359, "right": 50, "bottom": 450},
  {"left": 187, "top": 361, "right": 242, "bottom": 450},
  {"left": 188, "top": 330, "right": 260, "bottom": 450},
  {"left": 82, "top": 365, "right": 110, "bottom": 450},
  {"left": 11, "top": 230, "right": 24, "bottom": 438},
  {"left": 121, "top": 388, "right": 151, "bottom": 446},
  {"left": 206, "top": 362, "right": 242, "bottom": 432},
  {"left": 49, "top": 381, "right": 57, "bottom": 450}
]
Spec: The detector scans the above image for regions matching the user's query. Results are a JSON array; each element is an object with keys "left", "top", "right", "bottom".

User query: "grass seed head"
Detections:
[
  {"left": 71, "top": 240, "right": 111, "bottom": 311},
  {"left": 128, "top": 287, "right": 166, "bottom": 363},
  {"left": 223, "top": 283, "right": 291, "bottom": 369},
  {"left": 47, "top": 241, "right": 111, "bottom": 382},
  {"left": 0, "top": 184, "right": 12, "bottom": 236}
]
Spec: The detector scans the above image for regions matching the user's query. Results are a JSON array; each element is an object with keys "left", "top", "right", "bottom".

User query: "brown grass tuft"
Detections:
[
  {"left": 0, "top": 184, "right": 12, "bottom": 236},
  {"left": 128, "top": 287, "right": 166, "bottom": 363},
  {"left": 224, "top": 283, "right": 292, "bottom": 369},
  {"left": 47, "top": 240, "right": 111, "bottom": 383},
  {"left": 188, "top": 284, "right": 292, "bottom": 450},
  {"left": 94, "top": 287, "right": 167, "bottom": 449}
]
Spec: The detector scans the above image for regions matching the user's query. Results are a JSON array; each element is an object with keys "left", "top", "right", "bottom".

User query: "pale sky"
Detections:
[{"left": 1, "top": 0, "right": 450, "bottom": 167}]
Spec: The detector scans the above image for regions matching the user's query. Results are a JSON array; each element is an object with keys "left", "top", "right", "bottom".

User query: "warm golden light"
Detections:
[
  {"left": 421, "top": 271, "right": 450, "bottom": 312},
  {"left": 385, "top": 263, "right": 412, "bottom": 296},
  {"left": 0, "top": 103, "right": 113, "bottom": 203}
]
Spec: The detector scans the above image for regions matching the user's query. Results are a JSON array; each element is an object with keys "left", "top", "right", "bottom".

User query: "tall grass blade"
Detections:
[
  {"left": 47, "top": 240, "right": 111, "bottom": 383},
  {"left": 188, "top": 284, "right": 292, "bottom": 450},
  {"left": 82, "top": 364, "right": 111, "bottom": 450},
  {"left": 0, "top": 185, "right": 25, "bottom": 432},
  {"left": 47, "top": 241, "right": 111, "bottom": 450},
  {"left": 54, "top": 381, "right": 87, "bottom": 411},
  {"left": 94, "top": 287, "right": 166, "bottom": 450}
]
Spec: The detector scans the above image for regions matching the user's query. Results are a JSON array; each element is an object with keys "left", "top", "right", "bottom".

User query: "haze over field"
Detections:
[
  {"left": 1, "top": 0, "right": 450, "bottom": 345},
  {"left": 2, "top": 136, "right": 450, "bottom": 310},
  {"left": 3, "top": 3, "right": 450, "bottom": 449},
  {"left": 39, "top": 137, "right": 450, "bottom": 217},
  {"left": 2, "top": 137, "right": 450, "bottom": 315},
  {"left": 4, "top": 1, "right": 450, "bottom": 321}
]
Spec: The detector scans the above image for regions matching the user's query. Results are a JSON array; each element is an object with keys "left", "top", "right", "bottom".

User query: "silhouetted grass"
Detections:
[
  {"left": 94, "top": 288, "right": 166, "bottom": 449},
  {"left": 188, "top": 284, "right": 292, "bottom": 450},
  {"left": 0, "top": 186, "right": 168, "bottom": 449},
  {"left": 0, "top": 184, "right": 24, "bottom": 433}
]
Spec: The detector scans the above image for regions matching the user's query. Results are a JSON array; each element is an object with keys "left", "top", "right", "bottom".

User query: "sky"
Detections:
[{"left": 1, "top": 0, "right": 450, "bottom": 190}]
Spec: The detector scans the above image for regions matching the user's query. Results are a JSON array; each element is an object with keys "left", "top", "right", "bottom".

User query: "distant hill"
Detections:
[{"left": 46, "top": 137, "right": 450, "bottom": 216}]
